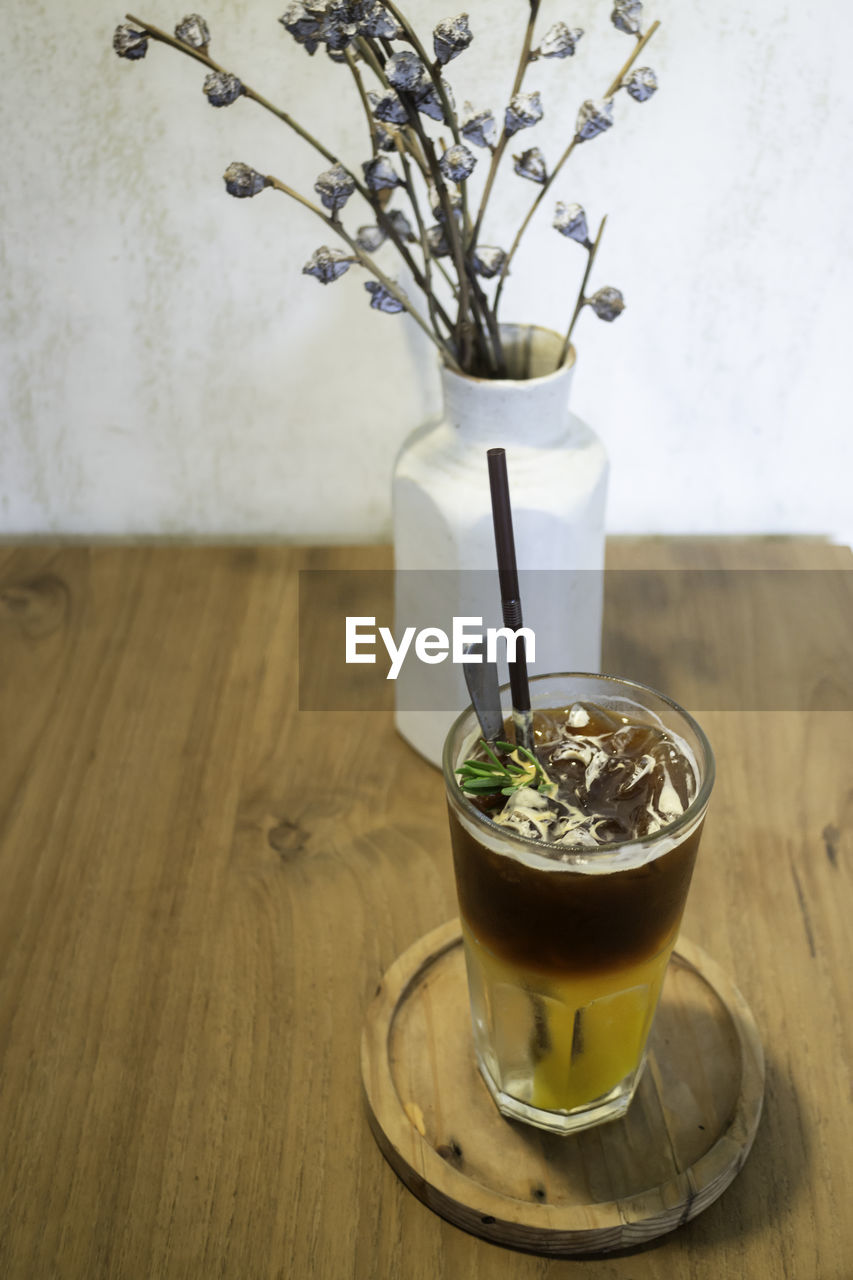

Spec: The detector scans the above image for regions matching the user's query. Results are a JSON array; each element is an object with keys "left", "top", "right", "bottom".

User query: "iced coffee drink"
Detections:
[{"left": 443, "top": 673, "right": 714, "bottom": 1135}]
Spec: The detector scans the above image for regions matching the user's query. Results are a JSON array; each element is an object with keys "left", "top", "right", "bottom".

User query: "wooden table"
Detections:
[{"left": 1, "top": 538, "right": 851, "bottom": 1278}]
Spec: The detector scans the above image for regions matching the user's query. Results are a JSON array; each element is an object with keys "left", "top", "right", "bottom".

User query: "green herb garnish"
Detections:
[{"left": 456, "top": 740, "right": 557, "bottom": 798}]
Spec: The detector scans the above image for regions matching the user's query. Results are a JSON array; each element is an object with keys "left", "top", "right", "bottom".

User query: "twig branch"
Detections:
[
  {"left": 493, "top": 19, "right": 660, "bottom": 311},
  {"left": 267, "top": 176, "right": 462, "bottom": 369},
  {"left": 557, "top": 215, "right": 607, "bottom": 368},
  {"left": 469, "top": 0, "right": 540, "bottom": 249}
]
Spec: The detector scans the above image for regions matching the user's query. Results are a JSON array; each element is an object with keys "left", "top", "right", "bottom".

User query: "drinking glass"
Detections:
[{"left": 443, "top": 672, "right": 715, "bottom": 1135}]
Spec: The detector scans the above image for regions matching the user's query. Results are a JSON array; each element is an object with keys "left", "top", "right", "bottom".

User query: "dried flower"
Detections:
[
  {"left": 425, "top": 224, "right": 451, "bottom": 257},
  {"left": 112, "top": 0, "right": 662, "bottom": 375},
  {"left": 203, "top": 71, "right": 243, "bottom": 107},
  {"left": 439, "top": 144, "right": 476, "bottom": 184},
  {"left": 113, "top": 23, "right": 148, "bottom": 59},
  {"left": 460, "top": 102, "right": 497, "bottom": 149},
  {"left": 433, "top": 14, "right": 473, "bottom": 65},
  {"left": 279, "top": 2, "right": 323, "bottom": 55},
  {"left": 576, "top": 98, "right": 613, "bottom": 142},
  {"left": 362, "top": 156, "right": 403, "bottom": 190},
  {"left": 513, "top": 147, "right": 547, "bottom": 184},
  {"left": 537, "top": 22, "right": 583, "bottom": 59},
  {"left": 320, "top": 1, "right": 360, "bottom": 53},
  {"left": 314, "top": 163, "right": 356, "bottom": 212},
  {"left": 303, "top": 245, "right": 353, "bottom": 284},
  {"left": 374, "top": 121, "right": 399, "bottom": 152},
  {"left": 359, "top": 3, "right": 402, "bottom": 39},
  {"left": 223, "top": 162, "right": 267, "bottom": 197},
  {"left": 386, "top": 209, "right": 415, "bottom": 241},
  {"left": 386, "top": 50, "right": 426, "bottom": 93},
  {"left": 365, "top": 281, "right": 405, "bottom": 312},
  {"left": 356, "top": 225, "right": 386, "bottom": 252},
  {"left": 612, "top": 0, "right": 643, "bottom": 36},
  {"left": 175, "top": 14, "right": 210, "bottom": 49},
  {"left": 368, "top": 88, "right": 408, "bottom": 126},
  {"left": 472, "top": 246, "right": 507, "bottom": 279},
  {"left": 624, "top": 67, "right": 658, "bottom": 102},
  {"left": 553, "top": 202, "right": 589, "bottom": 244},
  {"left": 588, "top": 286, "right": 625, "bottom": 320},
  {"left": 418, "top": 79, "right": 455, "bottom": 123},
  {"left": 504, "top": 91, "right": 543, "bottom": 137}
]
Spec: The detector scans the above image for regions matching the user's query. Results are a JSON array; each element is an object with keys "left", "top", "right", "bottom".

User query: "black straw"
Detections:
[{"left": 487, "top": 448, "right": 534, "bottom": 751}]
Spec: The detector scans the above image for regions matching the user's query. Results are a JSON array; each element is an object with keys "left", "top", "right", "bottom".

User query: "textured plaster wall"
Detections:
[{"left": 2, "top": 0, "right": 852, "bottom": 542}]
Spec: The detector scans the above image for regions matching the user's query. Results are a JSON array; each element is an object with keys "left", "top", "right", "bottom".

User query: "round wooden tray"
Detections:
[{"left": 361, "top": 919, "right": 764, "bottom": 1256}]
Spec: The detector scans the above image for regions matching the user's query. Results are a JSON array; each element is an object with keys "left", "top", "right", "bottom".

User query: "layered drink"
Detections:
[{"left": 443, "top": 673, "right": 714, "bottom": 1135}]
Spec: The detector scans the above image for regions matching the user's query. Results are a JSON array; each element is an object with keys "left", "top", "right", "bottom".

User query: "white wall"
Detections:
[{"left": 2, "top": 0, "right": 851, "bottom": 544}]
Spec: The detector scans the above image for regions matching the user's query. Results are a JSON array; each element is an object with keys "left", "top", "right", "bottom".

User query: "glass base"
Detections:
[{"left": 477, "top": 1052, "right": 644, "bottom": 1136}]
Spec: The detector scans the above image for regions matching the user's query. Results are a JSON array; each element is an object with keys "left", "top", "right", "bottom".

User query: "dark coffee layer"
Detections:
[{"left": 449, "top": 807, "right": 701, "bottom": 974}]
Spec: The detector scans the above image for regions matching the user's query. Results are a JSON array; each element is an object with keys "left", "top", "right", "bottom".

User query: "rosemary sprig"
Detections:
[{"left": 456, "top": 740, "right": 557, "bottom": 798}]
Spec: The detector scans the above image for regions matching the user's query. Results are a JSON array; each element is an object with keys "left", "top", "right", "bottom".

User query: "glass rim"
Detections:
[{"left": 442, "top": 670, "right": 716, "bottom": 861}]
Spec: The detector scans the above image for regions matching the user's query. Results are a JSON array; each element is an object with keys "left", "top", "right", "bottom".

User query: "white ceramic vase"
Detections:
[{"left": 392, "top": 324, "right": 609, "bottom": 767}]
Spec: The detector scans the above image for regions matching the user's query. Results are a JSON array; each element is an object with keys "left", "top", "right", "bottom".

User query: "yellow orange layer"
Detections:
[{"left": 462, "top": 924, "right": 673, "bottom": 1112}]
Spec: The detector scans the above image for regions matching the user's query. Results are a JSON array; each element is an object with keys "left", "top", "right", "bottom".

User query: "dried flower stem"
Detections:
[
  {"left": 392, "top": 143, "right": 449, "bottom": 343},
  {"left": 267, "top": 175, "right": 462, "bottom": 370},
  {"left": 377, "top": 0, "right": 472, "bottom": 234},
  {"left": 346, "top": 47, "right": 381, "bottom": 158},
  {"left": 125, "top": 12, "right": 461, "bottom": 360},
  {"left": 557, "top": 214, "right": 606, "bottom": 367},
  {"left": 469, "top": 0, "right": 540, "bottom": 250},
  {"left": 358, "top": 33, "right": 482, "bottom": 368},
  {"left": 126, "top": 15, "right": 340, "bottom": 169},
  {"left": 344, "top": 49, "right": 454, "bottom": 341},
  {"left": 494, "top": 19, "right": 660, "bottom": 311},
  {"left": 350, "top": 40, "right": 458, "bottom": 302}
]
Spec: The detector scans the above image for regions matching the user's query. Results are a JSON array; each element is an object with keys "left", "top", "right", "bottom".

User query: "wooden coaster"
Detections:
[{"left": 361, "top": 919, "right": 764, "bottom": 1256}]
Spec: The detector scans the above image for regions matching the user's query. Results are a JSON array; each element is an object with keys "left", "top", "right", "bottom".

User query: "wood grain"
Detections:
[{"left": 0, "top": 539, "right": 851, "bottom": 1278}]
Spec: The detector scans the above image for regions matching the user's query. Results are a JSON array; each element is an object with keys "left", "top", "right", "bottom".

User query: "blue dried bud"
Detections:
[
  {"left": 588, "top": 287, "right": 625, "bottom": 320},
  {"left": 439, "top": 143, "right": 476, "bottom": 184},
  {"left": 433, "top": 14, "right": 473, "bottom": 66},
  {"left": 203, "top": 71, "right": 243, "bottom": 107},
  {"left": 472, "top": 246, "right": 506, "bottom": 279},
  {"left": 113, "top": 23, "right": 148, "bottom": 59},
  {"left": 412, "top": 80, "right": 450, "bottom": 122},
  {"left": 537, "top": 22, "right": 583, "bottom": 59},
  {"left": 175, "top": 14, "right": 210, "bottom": 49},
  {"left": 362, "top": 157, "right": 403, "bottom": 191},
  {"left": 386, "top": 209, "right": 415, "bottom": 242},
  {"left": 360, "top": 4, "right": 403, "bottom": 39},
  {"left": 223, "top": 162, "right": 267, "bottom": 198},
  {"left": 576, "top": 98, "right": 613, "bottom": 141},
  {"left": 386, "top": 51, "right": 426, "bottom": 92},
  {"left": 368, "top": 88, "right": 408, "bottom": 126},
  {"left": 460, "top": 102, "right": 497, "bottom": 149},
  {"left": 314, "top": 163, "right": 356, "bottom": 212},
  {"left": 553, "top": 202, "right": 589, "bottom": 244},
  {"left": 612, "top": 0, "right": 643, "bottom": 35},
  {"left": 303, "top": 246, "right": 352, "bottom": 284},
  {"left": 356, "top": 225, "right": 386, "bottom": 252},
  {"left": 624, "top": 67, "right": 658, "bottom": 102},
  {"left": 425, "top": 224, "right": 451, "bottom": 258},
  {"left": 513, "top": 147, "right": 547, "bottom": 184},
  {"left": 365, "top": 281, "right": 405, "bottom": 313},
  {"left": 376, "top": 122, "right": 399, "bottom": 152},
  {"left": 279, "top": 2, "right": 322, "bottom": 54},
  {"left": 505, "top": 91, "right": 543, "bottom": 137}
]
